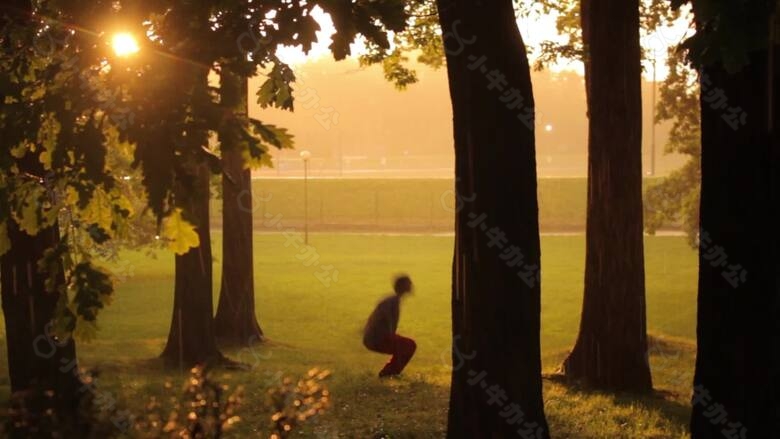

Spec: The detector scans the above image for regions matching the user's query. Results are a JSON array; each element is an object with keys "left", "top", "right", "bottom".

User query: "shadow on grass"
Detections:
[
  {"left": 541, "top": 336, "right": 695, "bottom": 439},
  {"left": 543, "top": 376, "right": 690, "bottom": 439}
]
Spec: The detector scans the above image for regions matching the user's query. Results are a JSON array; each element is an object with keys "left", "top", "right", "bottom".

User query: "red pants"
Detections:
[{"left": 372, "top": 334, "right": 416, "bottom": 376}]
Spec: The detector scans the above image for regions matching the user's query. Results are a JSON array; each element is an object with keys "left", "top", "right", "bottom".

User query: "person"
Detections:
[{"left": 363, "top": 274, "right": 416, "bottom": 377}]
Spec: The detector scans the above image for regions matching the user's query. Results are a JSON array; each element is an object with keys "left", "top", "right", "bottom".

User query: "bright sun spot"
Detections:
[{"left": 112, "top": 33, "right": 140, "bottom": 57}]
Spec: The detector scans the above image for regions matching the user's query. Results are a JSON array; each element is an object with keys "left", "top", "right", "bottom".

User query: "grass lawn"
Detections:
[{"left": 0, "top": 233, "right": 698, "bottom": 438}]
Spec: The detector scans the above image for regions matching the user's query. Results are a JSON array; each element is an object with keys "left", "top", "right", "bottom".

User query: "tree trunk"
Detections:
[
  {"left": 560, "top": 0, "right": 652, "bottom": 392},
  {"left": 690, "top": 30, "right": 780, "bottom": 438},
  {"left": 161, "top": 161, "right": 223, "bottom": 368},
  {"left": 214, "top": 70, "right": 264, "bottom": 346},
  {"left": 437, "top": 1, "right": 550, "bottom": 437},
  {"left": 1, "top": 222, "right": 81, "bottom": 406}
]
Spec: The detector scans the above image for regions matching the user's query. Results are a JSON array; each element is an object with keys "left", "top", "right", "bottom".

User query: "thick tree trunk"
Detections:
[
  {"left": 161, "top": 162, "right": 223, "bottom": 367},
  {"left": 561, "top": 0, "right": 652, "bottom": 392},
  {"left": 214, "top": 71, "right": 264, "bottom": 346},
  {"left": 437, "top": 1, "right": 549, "bottom": 437},
  {"left": 1, "top": 222, "right": 81, "bottom": 406},
  {"left": 690, "top": 33, "right": 780, "bottom": 438}
]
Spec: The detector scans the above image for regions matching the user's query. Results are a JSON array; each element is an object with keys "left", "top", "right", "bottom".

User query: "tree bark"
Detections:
[
  {"left": 214, "top": 70, "right": 264, "bottom": 346},
  {"left": 560, "top": 0, "right": 653, "bottom": 392},
  {"left": 1, "top": 222, "right": 81, "bottom": 406},
  {"left": 161, "top": 161, "right": 224, "bottom": 367},
  {"left": 437, "top": 1, "right": 550, "bottom": 437},
  {"left": 690, "top": 29, "right": 780, "bottom": 438}
]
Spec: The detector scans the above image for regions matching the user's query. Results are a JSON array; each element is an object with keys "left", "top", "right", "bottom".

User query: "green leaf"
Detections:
[
  {"left": 256, "top": 62, "right": 295, "bottom": 110},
  {"left": 81, "top": 186, "right": 114, "bottom": 235},
  {"left": 249, "top": 120, "right": 295, "bottom": 150},
  {"left": 37, "top": 113, "right": 60, "bottom": 170},
  {"left": 381, "top": 50, "right": 418, "bottom": 90},
  {"left": 10, "top": 142, "right": 27, "bottom": 159},
  {"left": 38, "top": 239, "right": 69, "bottom": 293},
  {"left": 162, "top": 208, "right": 200, "bottom": 255},
  {"left": 12, "top": 181, "right": 50, "bottom": 235},
  {"left": 70, "top": 261, "right": 113, "bottom": 322}
]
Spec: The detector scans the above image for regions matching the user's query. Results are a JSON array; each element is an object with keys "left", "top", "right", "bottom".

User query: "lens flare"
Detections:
[{"left": 111, "top": 33, "right": 140, "bottom": 57}]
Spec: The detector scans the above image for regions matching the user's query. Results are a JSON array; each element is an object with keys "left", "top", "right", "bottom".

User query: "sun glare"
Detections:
[{"left": 111, "top": 33, "right": 140, "bottom": 57}]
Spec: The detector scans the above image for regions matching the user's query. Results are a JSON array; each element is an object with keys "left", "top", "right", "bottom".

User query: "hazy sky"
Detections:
[
  {"left": 251, "top": 6, "right": 691, "bottom": 178},
  {"left": 250, "top": 60, "right": 685, "bottom": 178}
]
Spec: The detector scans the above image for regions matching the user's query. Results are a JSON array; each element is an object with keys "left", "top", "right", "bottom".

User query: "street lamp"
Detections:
[
  {"left": 300, "top": 150, "right": 312, "bottom": 245},
  {"left": 649, "top": 50, "right": 657, "bottom": 177}
]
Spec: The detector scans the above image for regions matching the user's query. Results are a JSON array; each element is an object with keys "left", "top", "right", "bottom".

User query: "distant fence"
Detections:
[{"left": 210, "top": 177, "right": 670, "bottom": 233}]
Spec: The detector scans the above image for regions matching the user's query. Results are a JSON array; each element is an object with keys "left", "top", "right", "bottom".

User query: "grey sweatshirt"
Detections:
[{"left": 363, "top": 295, "right": 400, "bottom": 350}]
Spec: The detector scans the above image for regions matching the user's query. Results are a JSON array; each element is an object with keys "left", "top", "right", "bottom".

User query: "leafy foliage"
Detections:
[
  {"left": 674, "top": 0, "right": 777, "bottom": 71},
  {"left": 359, "top": 0, "right": 444, "bottom": 89},
  {"left": 645, "top": 1, "right": 779, "bottom": 245},
  {"left": 0, "top": 1, "right": 144, "bottom": 338},
  {"left": 644, "top": 47, "right": 701, "bottom": 246},
  {"left": 67, "top": 261, "right": 114, "bottom": 340},
  {"left": 133, "top": 366, "right": 244, "bottom": 438},
  {"left": 645, "top": 159, "right": 701, "bottom": 246},
  {"left": 362, "top": 0, "right": 684, "bottom": 85},
  {"left": 96, "top": 127, "right": 163, "bottom": 256},
  {"left": 266, "top": 368, "right": 332, "bottom": 438},
  {"left": 1, "top": 0, "right": 410, "bottom": 339},
  {"left": 1, "top": 366, "right": 249, "bottom": 439},
  {"left": 119, "top": 0, "right": 410, "bottom": 220},
  {"left": 529, "top": 0, "right": 682, "bottom": 70},
  {"left": 525, "top": 0, "right": 702, "bottom": 245},
  {"left": 245, "top": 121, "right": 295, "bottom": 168},
  {"left": 161, "top": 208, "right": 201, "bottom": 255},
  {"left": 257, "top": 62, "right": 296, "bottom": 111}
]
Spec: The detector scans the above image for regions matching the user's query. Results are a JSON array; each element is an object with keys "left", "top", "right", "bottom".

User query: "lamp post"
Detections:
[
  {"left": 300, "top": 150, "right": 312, "bottom": 245},
  {"left": 650, "top": 50, "right": 657, "bottom": 176}
]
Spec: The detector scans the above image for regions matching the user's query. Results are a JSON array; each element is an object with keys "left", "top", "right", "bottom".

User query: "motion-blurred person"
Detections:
[{"left": 363, "top": 274, "right": 416, "bottom": 377}]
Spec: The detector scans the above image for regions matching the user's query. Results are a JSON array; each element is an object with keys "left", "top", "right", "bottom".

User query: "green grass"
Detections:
[{"left": 0, "top": 234, "right": 697, "bottom": 437}]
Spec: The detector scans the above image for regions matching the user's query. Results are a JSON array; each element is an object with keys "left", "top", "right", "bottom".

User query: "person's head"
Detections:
[{"left": 393, "top": 274, "right": 413, "bottom": 296}]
